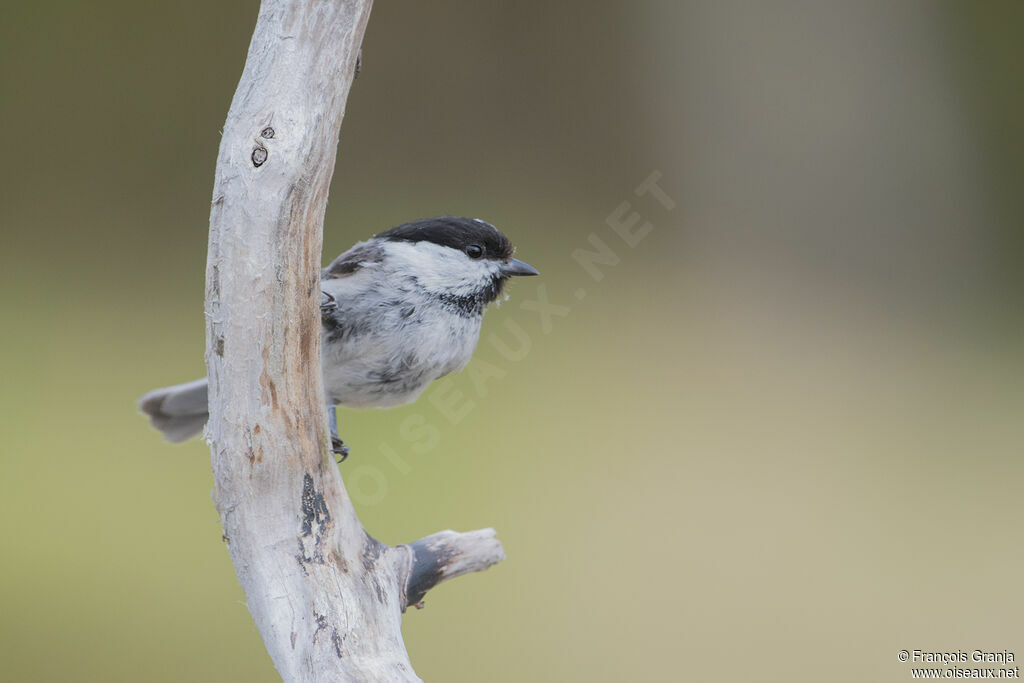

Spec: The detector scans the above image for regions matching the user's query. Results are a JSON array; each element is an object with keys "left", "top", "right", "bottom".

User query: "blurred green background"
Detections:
[{"left": 2, "top": 1, "right": 1023, "bottom": 681}]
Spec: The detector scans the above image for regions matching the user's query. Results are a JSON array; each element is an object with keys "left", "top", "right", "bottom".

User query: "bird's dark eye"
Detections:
[{"left": 465, "top": 244, "right": 484, "bottom": 259}]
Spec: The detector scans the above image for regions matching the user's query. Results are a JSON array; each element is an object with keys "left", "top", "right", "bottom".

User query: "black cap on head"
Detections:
[{"left": 376, "top": 216, "right": 515, "bottom": 261}]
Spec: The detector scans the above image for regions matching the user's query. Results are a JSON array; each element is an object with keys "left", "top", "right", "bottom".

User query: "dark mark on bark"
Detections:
[
  {"left": 361, "top": 532, "right": 389, "bottom": 603},
  {"left": 331, "top": 628, "right": 344, "bottom": 658},
  {"left": 362, "top": 531, "right": 384, "bottom": 571},
  {"left": 268, "top": 379, "right": 279, "bottom": 410},
  {"left": 214, "top": 336, "right": 225, "bottom": 357},
  {"left": 298, "top": 473, "right": 331, "bottom": 566},
  {"left": 261, "top": 126, "right": 275, "bottom": 139},
  {"left": 252, "top": 145, "right": 268, "bottom": 167},
  {"left": 312, "top": 613, "right": 328, "bottom": 645},
  {"left": 372, "top": 576, "right": 387, "bottom": 604},
  {"left": 404, "top": 538, "right": 456, "bottom": 609},
  {"left": 290, "top": 631, "right": 297, "bottom": 649}
]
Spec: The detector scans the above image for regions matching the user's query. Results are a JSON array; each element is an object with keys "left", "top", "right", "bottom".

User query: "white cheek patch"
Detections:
[{"left": 385, "top": 241, "right": 500, "bottom": 296}]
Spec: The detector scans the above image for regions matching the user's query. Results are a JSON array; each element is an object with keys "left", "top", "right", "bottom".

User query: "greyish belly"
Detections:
[
  {"left": 323, "top": 359, "right": 431, "bottom": 408},
  {"left": 322, "top": 345, "right": 473, "bottom": 409},
  {"left": 321, "top": 311, "right": 482, "bottom": 408}
]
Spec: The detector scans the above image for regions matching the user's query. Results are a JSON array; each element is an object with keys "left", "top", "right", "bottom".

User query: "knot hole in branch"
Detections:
[
  {"left": 252, "top": 144, "right": 268, "bottom": 167},
  {"left": 252, "top": 129, "right": 272, "bottom": 167}
]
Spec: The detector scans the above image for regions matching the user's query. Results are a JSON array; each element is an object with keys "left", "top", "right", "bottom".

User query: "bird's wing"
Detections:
[
  {"left": 321, "top": 240, "right": 384, "bottom": 328},
  {"left": 323, "top": 240, "right": 385, "bottom": 279}
]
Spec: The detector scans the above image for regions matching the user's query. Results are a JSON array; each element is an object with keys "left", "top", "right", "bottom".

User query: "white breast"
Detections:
[{"left": 319, "top": 251, "right": 486, "bottom": 409}]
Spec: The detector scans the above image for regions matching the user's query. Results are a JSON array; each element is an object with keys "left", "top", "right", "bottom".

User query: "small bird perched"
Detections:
[{"left": 138, "top": 216, "right": 538, "bottom": 458}]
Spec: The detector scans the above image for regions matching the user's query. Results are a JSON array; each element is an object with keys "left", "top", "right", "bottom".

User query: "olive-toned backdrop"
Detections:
[{"left": 2, "top": 2, "right": 1022, "bottom": 681}]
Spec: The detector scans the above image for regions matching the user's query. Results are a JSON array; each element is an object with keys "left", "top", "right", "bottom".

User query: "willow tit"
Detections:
[{"left": 138, "top": 216, "right": 539, "bottom": 459}]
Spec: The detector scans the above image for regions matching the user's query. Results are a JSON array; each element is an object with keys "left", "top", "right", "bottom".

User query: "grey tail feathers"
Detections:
[{"left": 138, "top": 378, "right": 209, "bottom": 443}]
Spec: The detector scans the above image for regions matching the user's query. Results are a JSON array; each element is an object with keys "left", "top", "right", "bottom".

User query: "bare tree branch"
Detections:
[
  {"left": 203, "top": 2, "right": 504, "bottom": 679},
  {"left": 399, "top": 529, "right": 507, "bottom": 611}
]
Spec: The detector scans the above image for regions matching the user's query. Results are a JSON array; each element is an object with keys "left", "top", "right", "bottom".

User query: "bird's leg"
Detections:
[
  {"left": 322, "top": 293, "right": 348, "bottom": 462},
  {"left": 329, "top": 405, "right": 349, "bottom": 462}
]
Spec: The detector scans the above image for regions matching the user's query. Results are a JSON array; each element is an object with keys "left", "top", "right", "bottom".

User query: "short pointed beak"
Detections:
[{"left": 501, "top": 257, "right": 540, "bottom": 277}]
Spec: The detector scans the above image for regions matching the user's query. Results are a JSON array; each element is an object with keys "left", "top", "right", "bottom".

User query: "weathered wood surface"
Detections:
[{"left": 203, "top": 2, "right": 504, "bottom": 679}]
